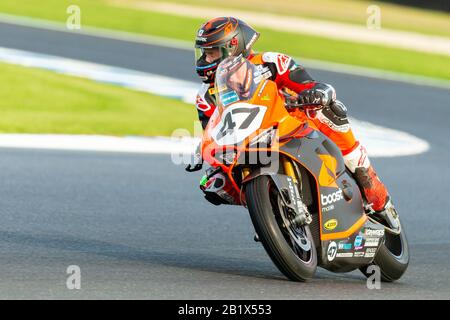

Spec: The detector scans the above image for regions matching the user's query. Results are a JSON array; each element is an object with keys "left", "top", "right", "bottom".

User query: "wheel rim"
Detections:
[{"left": 269, "top": 183, "right": 313, "bottom": 263}]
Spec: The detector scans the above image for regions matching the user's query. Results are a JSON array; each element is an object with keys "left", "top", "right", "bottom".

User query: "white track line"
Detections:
[
  {"left": 0, "top": 134, "right": 197, "bottom": 155},
  {"left": 1, "top": 13, "right": 449, "bottom": 90},
  {"left": 0, "top": 47, "right": 429, "bottom": 157},
  {"left": 0, "top": 47, "right": 198, "bottom": 103},
  {"left": 0, "top": 126, "right": 429, "bottom": 158}
]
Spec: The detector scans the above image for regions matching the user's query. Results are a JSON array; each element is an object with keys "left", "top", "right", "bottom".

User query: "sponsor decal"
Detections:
[
  {"left": 327, "top": 241, "right": 338, "bottom": 262},
  {"left": 336, "top": 252, "right": 353, "bottom": 258},
  {"left": 338, "top": 242, "right": 352, "bottom": 250},
  {"left": 208, "top": 87, "right": 216, "bottom": 95},
  {"left": 354, "top": 251, "right": 365, "bottom": 258},
  {"left": 354, "top": 235, "right": 363, "bottom": 250},
  {"left": 253, "top": 76, "right": 263, "bottom": 84},
  {"left": 364, "top": 238, "right": 380, "bottom": 247},
  {"left": 364, "top": 247, "right": 377, "bottom": 258},
  {"left": 324, "top": 219, "right": 338, "bottom": 231},
  {"left": 196, "top": 36, "right": 207, "bottom": 42},
  {"left": 198, "top": 29, "right": 204, "bottom": 36},
  {"left": 321, "top": 189, "right": 344, "bottom": 206},
  {"left": 287, "top": 177, "right": 296, "bottom": 204},
  {"left": 321, "top": 204, "right": 335, "bottom": 213},
  {"left": 246, "top": 33, "right": 259, "bottom": 50},
  {"left": 365, "top": 228, "right": 385, "bottom": 237},
  {"left": 286, "top": 177, "right": 305, "bottom": 215},
  {"left": 256, "top": 65, "right": 271, "bottom": 74},
  {"left": 220, "top": 91, "right": 239, "bottom": 106},
  {"left": 253, "top": 67, "right": 272, "bottom": 85}
]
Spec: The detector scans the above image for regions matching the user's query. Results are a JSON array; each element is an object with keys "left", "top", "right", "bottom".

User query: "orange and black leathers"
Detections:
[{"left": 195, "top": 52, "right": 359, "bottom": 156}]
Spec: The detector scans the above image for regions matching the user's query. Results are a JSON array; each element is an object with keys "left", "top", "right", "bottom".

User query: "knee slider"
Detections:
[
  {"left": 322, "top": 100, "right": 349, "bottom": 124},
  {"left": 329, "top": 100, "right": 348, "bottom": 118},
  {"left": 318, "top": 100, "right": 350, "bottom": 132}
]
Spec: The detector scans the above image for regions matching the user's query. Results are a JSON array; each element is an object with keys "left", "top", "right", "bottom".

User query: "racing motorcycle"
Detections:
[{"left": 187, "top": 56, "right": 409, "bottom": 282}]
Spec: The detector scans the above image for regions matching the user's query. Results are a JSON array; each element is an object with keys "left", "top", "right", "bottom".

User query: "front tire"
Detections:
[{"left": 245, "top": 175, "right": 317, "bottom": 281}]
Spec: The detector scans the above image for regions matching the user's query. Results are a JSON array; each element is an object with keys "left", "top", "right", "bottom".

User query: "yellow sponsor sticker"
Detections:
[{"left": 324, "top": 219, "right": 338, "bottom": 231}]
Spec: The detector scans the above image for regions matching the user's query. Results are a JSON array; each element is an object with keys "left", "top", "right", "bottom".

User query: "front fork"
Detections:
[
  {"left": 282, "top": 156, "right": 298, "bottom": 184},
  {"left": 241, "top": 155, "right": 298, "bottom": 182},
  {"left": 241, "top": 155, "right": 310, "bottom": 223}
]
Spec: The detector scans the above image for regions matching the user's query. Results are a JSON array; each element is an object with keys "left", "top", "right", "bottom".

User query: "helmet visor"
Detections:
[{"left": 195, "top": 44, "right": 238, "bottom": 65}]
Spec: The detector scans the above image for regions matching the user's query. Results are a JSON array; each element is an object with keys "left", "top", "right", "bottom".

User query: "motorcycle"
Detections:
[{"left": 187, "top": 56, "right": 409, "bottom": 282}]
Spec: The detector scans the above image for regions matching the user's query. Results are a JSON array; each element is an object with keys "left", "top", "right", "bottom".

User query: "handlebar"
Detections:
[{"left": 285, "top": 101, "right": 324, "bottom": 111}]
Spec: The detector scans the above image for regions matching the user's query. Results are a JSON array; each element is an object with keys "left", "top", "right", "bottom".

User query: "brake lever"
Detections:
[
  {"left": 185, "top": 142, "right": 203, "bottom": 173},
  {"left": 286, "top": 102, "right": 323, "bottom": 110},
  {"left": 185, "top": 163, "right": 203, "bottom": 172}
]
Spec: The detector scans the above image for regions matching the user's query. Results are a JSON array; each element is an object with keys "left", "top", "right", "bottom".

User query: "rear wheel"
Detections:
[
  {"left": 245, "top": 175, "right": 317, "bottom": 281},
  {"left": 360, "top": 206, "right": 409, "bottom": 282}
]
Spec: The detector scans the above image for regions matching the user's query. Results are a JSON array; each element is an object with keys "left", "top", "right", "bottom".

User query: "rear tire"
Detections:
[
  {"left": 246, "top": 175, "right": 317, "bottom": 281},
  {"left": 360, "top": 218, "right": 409, "bottom": 282}
]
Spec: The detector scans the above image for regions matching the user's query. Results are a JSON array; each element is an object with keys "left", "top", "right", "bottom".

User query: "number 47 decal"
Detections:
[{"left": 216, "top": 108, "right": 260, "bottom": 140}]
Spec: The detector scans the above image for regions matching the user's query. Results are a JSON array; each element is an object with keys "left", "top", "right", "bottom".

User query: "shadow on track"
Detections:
[
  {"left": 0, "top": 229, "right": 376, "bottom": 284},
  {"left": 0, "top": 230, "right": 289, "bottom": 280}
]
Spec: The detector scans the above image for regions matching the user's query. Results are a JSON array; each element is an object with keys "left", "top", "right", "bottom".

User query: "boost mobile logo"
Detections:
[{"left": 321, "top": 189, "right": 344, "bottom": 206}]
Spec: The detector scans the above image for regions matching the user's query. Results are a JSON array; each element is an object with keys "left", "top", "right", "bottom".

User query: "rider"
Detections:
[{"left": 191, "top": 17, "right": 390, "bottom": 214}]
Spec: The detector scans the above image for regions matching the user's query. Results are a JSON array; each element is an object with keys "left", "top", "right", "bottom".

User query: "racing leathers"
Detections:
[{"left": 196, "top": 52, "right": 389, "bottom": 212}]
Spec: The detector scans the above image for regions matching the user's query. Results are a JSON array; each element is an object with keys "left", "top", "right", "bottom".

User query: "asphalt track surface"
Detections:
[{"left": 1, "top": 22, "right": 450, "bottom": 299}]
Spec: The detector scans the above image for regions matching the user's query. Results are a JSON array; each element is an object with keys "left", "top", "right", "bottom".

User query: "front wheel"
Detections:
[{"left": 245, "top": 175, "right": 317, "bottom": 281}]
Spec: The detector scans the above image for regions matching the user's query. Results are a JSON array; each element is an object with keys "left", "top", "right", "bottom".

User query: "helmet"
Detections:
[{"left": 195, "top": 17, "right": 260, "bottom": 83}]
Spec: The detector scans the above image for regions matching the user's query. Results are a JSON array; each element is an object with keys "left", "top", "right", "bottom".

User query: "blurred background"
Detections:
[
  {"left": 0, "top": 0, "right": 449, "bottom": 136},
  {"left": 0, "top": 0, "right": 449, "bottom": 299}
]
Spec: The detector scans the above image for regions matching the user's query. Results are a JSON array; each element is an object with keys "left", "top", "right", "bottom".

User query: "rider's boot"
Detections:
[
  {"left": 343, "top": 143, "right": 389, "bottom": 213},
  {"left": 199, "top": 168, "right": 240, "bottom": 206}
]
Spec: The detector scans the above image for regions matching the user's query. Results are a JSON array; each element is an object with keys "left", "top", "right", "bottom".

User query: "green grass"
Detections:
[
  {"left": 0, "top": 63, "right": 197, "bottom": 135},
  {"left": 150, "top": 0, "right": 450, "bottom": 37},
  {"left": 1, "top": 0, "right": 449, "bottom": 80},
  {"left": 258, "top": 28, "right": 450, "bottom": 81}
]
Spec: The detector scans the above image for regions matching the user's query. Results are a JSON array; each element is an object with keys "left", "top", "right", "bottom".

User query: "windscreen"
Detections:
[{"left": 215, "top": 56, "right": 260, "bottom": 109}]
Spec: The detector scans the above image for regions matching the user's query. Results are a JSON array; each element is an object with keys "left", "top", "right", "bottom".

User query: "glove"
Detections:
[{"left": 298, "top": 83, "right": 336, "bottom": 106}]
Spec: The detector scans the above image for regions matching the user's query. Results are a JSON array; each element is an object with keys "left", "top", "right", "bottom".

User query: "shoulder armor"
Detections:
[{"left": 261, "top": 52, "right": 292, "bottom": 75}]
